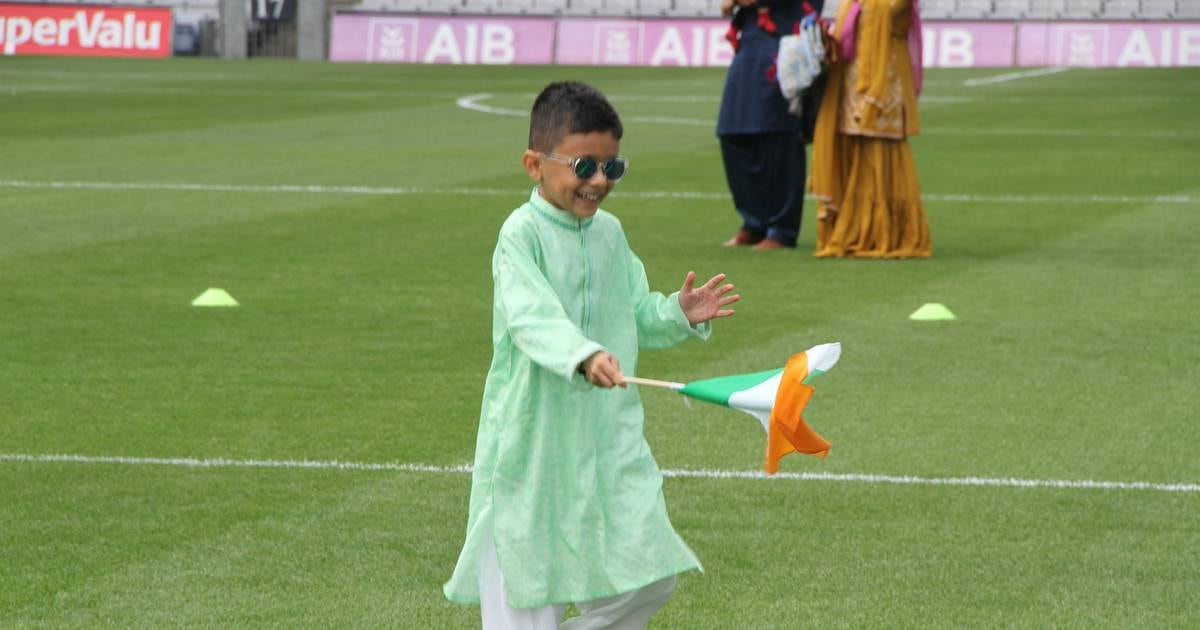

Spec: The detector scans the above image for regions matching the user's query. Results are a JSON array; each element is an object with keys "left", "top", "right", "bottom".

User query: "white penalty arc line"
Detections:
[
  {"left": 3, "top": 179, "right": 1198, "bottom": 206},
  {"left": 962, "top": 66, "right": 1070, "bottom": 86},
  {"left": 2, "top": 453, "right": 1197, "bottom": 494}
]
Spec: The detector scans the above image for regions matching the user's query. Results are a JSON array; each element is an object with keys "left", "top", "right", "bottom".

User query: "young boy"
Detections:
[{"left": 443, "top": 81, "right": 739, "bottom": 629}]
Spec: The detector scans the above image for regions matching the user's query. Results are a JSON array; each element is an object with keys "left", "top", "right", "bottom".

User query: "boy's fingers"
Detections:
[
  {"left": 591, "top": 365, "right": 612, "bottom": 387},
  {"left": 702, "top": 273, "right": 727, "bottom": 291},
  {"left": 718, "top": 283, "right": 736, "bottom": 295},
  {"left": 586, "top": 354, "right": 624, "bottom": 389},
  {"left": 719, "top": 294, "right": 741, "bottom": 307},
  {"left": 604, "top": 357, "right": 626, "bottom": 389},
  {"left": 681, "top": 271, "right": 696, "bottom": 292},
  {"left": 601, "top": 372, "right": 624, "bottom": 388},
  {"left": 605, "top": 358, "right": 627, "bottom": 388},
  {"left": 716, "top": 309, "right": 736, "bottom": 318},
  {"left": 610, "top": 361, "right": 627, "bottom": 387}
]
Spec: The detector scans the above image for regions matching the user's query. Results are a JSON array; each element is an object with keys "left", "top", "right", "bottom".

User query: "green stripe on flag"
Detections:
[
  {"left": 802, "top": 368, "right": 825, "bottom": 385},
  {"left": 678, "top": 369, "right": 782, "bottom": 406}
]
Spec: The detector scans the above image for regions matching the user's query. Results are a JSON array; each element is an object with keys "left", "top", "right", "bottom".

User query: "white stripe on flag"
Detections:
[
  {"left": 726, "top": 373, "right": 782, "bottom": 432},
  {"left": 806, "top": 342, "right": 842, "bottom": 374}
]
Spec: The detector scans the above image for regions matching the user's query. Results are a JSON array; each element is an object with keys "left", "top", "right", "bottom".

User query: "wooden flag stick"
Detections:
[{"left": 624, "top": 376, "right": 685, "bottom": 390}]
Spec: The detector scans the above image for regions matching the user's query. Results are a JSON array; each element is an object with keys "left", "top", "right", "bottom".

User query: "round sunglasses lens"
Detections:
[
  {"left": 574, "top": 157, "right": 598, "bottom": 179},
  {"left": 603, "top": 159, "right": 626, "bottom": 181}
]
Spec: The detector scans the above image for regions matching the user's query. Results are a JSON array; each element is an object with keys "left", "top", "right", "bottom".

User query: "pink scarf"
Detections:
[{"left": 839, "top": 0, "right": 924, "bottom": 95}]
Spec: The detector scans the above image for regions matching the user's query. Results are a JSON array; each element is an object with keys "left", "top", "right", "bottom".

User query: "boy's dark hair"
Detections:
[{"left": 528, "top": 81, "right": 623, "bottom": 152}]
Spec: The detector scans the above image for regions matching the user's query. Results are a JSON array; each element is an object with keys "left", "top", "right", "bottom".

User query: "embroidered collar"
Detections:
[{"left": 528, "top": 187, "right": 594, "bottom": 230}]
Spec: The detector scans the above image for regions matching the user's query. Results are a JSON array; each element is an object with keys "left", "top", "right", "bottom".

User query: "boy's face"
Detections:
[{"left": 523, "top": 131, "right": 620, "bottom": 219}]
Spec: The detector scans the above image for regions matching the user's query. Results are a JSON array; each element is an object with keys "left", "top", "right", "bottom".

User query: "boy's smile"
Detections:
[{"left": 524, "top": 131, "right": 621, "bottom": 219}]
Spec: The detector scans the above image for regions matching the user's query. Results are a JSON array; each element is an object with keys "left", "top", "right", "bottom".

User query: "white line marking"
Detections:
[
  {"left": 607, "top": 93, "right": 721, "bottom": 103},
  {"left": 3, "top": 179, "right": 1197, "bottom": 205},
  {"left": 920, "top": 192, "right": 1199, "bottom": 205},
  {"left": 0, "top": 453, "right": 472, "bottom": 474},
  {"left": 2, "top": 453, "right": 1196, "bottom": 493},
  {"left": 1, "top": 84, "right": 1174, "bottom": 104},
  {"left": 925, "top": 94, "right": 1179, "bottom": 104},
  {"left": 918, "top": 95, "right": 974, "bottom": 103},
  {"left": 456, "top": 93, "right": 711, "bottom": 127},
  {"left": 0, "top": 179, "right": 513, "bottom": 197},
  {"left": 921, "top": 126, "right": 1197, "bottom": 140},
  {"left": 506, "top": 93, "right": 723, "bottom": 103},
  {"left": 455, "top": 93, "right": 525, "bottom": 118},
  {"left": 453, "top": 92, "right": 1187, "bottom": 138},
  {"left": 0, "top": 84, "right": 472, "bottom": 100},
  {"left": 963, "top": 66, "right": 1070, "bottom": 86},
  {"left": 2, "top": 86, "right": 1180, "bottom": 136},
  {"left": 0, "top": 68, "right": 244, "bottom": 81}
]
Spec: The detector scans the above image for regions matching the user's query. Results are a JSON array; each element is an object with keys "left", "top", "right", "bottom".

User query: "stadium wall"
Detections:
[{"left": 330, "top": 12, "right": 1200, "bottom": 67}]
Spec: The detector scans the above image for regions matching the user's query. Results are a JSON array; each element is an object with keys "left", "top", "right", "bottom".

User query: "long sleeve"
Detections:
[
  {"left": 494, "top": 229, "right": 605, "bottom": 381},
  {"left": 852, "top": 0, "right": 891, "bottom": 129},
  {"left": 626, "top": 249, "right": 711, "bottom": 350}
]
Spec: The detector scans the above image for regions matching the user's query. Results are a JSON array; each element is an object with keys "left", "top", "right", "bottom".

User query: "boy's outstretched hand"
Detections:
[{"left": 679, "top": 271, "right": 739, "bottom": 325}]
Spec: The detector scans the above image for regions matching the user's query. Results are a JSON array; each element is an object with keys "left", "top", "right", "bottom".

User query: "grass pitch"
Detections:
[{"left": 1, "top": 57, "right": 1198, "bottom": 628}]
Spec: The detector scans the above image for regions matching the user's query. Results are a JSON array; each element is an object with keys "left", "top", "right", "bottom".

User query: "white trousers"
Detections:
[{"left": 478, "top": 530, "right": 676, "bottom": 630}]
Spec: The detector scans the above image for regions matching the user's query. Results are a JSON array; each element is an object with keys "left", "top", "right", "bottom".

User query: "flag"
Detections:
[{"left": 677, "top": 343, "right": 841, "bottom": 474}]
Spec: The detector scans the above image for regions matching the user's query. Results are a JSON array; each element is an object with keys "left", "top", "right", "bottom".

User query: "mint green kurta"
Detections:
[{"left": 443, "top": 189, "right": 710, "bottom": 608}]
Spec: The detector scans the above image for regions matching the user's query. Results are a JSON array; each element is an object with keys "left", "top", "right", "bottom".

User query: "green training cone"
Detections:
[
  {"left": 192, "top": 288, "right": 239, "bottom": 307},
  {"left": 909, "top": 302, "right": 956, "bottom": 321}
]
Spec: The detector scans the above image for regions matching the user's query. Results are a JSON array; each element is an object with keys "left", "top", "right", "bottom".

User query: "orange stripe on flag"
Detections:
[{"left": 764, "top": 352, "right": 831, "bottom": 474}]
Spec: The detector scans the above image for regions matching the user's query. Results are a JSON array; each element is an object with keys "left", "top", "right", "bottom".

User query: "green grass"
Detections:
[{"left": 2, "top": 56, "right": 1198, "bottom": 627}]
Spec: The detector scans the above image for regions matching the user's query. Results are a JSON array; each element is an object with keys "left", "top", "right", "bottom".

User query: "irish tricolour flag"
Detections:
[{"left": 629, "top": 343, "right": 841, "bottom": 474}]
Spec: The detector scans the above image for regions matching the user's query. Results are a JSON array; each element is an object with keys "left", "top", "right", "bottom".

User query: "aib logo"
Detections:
[
  {"left": 594, "top": 25, "right": 642, "bottom": 65},
  {"left": 1057, "top": 26, "right": 1107, "bottom": 66},
  {"left": 604, "top": 30, "right": 632, "bottom": 64},
  {"left": 369, "top": 19, "right": 418, "bottom": 62},
  {"left": 1068, "top": 33, "right": 1097, "bottom": 65}
]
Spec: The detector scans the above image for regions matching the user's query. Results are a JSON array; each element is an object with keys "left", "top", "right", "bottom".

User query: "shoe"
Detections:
[
  {"left": 752, "top": 238, "right": 792, "bottom": 250},
  {"left": 722, "top": 228, "right": 764, "bottom": 247}
]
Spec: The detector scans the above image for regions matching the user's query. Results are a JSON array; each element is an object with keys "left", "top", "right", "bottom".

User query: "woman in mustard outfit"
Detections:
[{"left": 810, "top": 0, "right": 931, "bottom": 258}]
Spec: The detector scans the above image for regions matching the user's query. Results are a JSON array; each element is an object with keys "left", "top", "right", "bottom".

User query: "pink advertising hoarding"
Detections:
[
  {"left": 329, "top": 13, "right": 555, "bottom": 64},
  {"left": 554, "top": 19, "right": 1018, "bottom": 68},
  {"left": 1017, "top": 22, "right": 1200, "bottom": 67},
  {"left": 920, "top": 22, "right": 1014, "bottom": 67},
  {"left": 555, "top": 18, "right": 734, "bottom": 67},
  {"left": 330, "top": 13, "right": 1200, "bottom": 68}
]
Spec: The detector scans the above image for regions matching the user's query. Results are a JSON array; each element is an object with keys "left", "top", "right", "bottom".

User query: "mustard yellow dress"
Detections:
[{"left": 810, "top": 0, "right": 931, "bottom": 258}]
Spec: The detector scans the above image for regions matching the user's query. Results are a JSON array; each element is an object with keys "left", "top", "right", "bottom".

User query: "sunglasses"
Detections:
[{"left": 541, "top": 153, "right": 628, "bottom": 182}]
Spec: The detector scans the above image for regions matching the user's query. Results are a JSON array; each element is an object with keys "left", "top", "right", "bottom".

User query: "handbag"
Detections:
[{"left": 777, "top": 11, "right": 829, "bottom": 120}]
